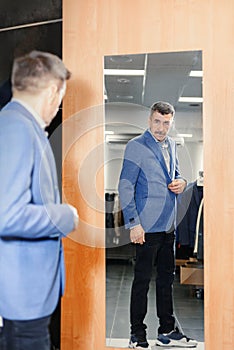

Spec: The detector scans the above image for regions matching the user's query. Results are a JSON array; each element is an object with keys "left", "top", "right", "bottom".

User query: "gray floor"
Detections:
[{"left": 106, "top": 259, "right": 204, "bottom": 345}]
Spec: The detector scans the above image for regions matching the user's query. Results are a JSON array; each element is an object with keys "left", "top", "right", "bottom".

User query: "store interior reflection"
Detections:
[{"left": 104, "top": 50, "right": 204, "bottom": 348}]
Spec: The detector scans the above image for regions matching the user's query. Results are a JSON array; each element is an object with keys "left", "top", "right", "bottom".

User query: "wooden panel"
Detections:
[{"left": 62, "top": 1, "right": 234, "bottom": 349}]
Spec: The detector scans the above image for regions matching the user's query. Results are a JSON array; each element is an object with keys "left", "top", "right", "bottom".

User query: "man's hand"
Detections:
[
  {"left": 130, "top": 224, "right": 145, "bottom": 245},
  {"left": 168, "top": 179, "right": 187, "bottom": 194}
]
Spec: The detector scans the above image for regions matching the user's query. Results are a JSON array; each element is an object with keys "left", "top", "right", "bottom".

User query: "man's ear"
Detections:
[
  {"left": 47, "top": 83, "right": 58, "bottom": 104},
  {"left": 170, "top": 117, "right": 175, "bottom": 129},
  {"left": 148, "top": 116, "right": 151, "bottom": 127}
]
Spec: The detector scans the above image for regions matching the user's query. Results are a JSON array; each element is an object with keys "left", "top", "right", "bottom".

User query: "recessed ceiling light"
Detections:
[
  {"left": 189, "top": 70, "right": 203, "bottom": 77},
  {"left": 179, "top": 97, "right": 203, "bottom": 103},
  {"left": 109, "top": 55, "right": 133, "bottom": 63},
  {"left": 189, "top": 103, "right": 200, "bottom": 107},
  {"left": 117, "top": 78, "right": 130, "bottom": 83},
  {"left": 104, "top": 69, "right": 145, "bottom": 76}
]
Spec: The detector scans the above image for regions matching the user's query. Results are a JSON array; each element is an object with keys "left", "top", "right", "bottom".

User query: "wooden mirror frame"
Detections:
[{"left": 61, "top": 1, "right": 234, "bottom": 350}]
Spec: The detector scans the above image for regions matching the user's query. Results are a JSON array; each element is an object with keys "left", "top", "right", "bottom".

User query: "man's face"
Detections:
[{"left": 148, "top": 111, "right": 173, "bottom": 141}]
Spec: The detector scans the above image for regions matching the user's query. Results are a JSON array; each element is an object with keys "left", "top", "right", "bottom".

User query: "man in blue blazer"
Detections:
[
  {"left": 0, "top": 51, "right": 78, "bottom": 350},
  {"left": 119, "top": 101, "right": 197, "bottom": 348}
]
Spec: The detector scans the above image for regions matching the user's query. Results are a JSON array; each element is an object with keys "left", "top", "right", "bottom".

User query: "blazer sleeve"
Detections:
[
  {"left": 0, "top": 119, "right": 74, "bottom": 239},
  {"left": 118, "top": 140, "right": 142, "bottom": 229}
]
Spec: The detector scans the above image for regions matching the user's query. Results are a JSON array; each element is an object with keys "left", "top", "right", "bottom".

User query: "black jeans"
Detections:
[
  {"left": 130, "top": 232, "right": 175, "bottom": 336},
  {"left": 0, "top": 315, "right": 51, "bottom": 350}
]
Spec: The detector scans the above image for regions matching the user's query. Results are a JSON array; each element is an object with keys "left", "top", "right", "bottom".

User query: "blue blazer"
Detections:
[
  {"left": 118, "top": 130, "right": 183, "bottom": 233},
  {"left": 0, "top": 101, "right": 75, "bottom": 320}
]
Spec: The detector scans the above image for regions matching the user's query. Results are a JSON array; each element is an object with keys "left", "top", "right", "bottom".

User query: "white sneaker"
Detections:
[{"left": 156, "top": 327, "right": 198, "bottom": 348}]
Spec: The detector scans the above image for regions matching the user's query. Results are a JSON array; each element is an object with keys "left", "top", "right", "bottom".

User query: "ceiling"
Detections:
[{"left": 104, "top": 50, "right": 203, "bottom": 144}]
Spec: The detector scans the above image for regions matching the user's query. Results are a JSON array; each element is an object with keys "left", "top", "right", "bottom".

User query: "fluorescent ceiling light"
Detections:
[
  {"left": 177, "top": 133, "right": 193, "bottom": 138},
  {"left": 189, "top": 70, "right": 203, "bottom": 77},
  {"left": 179, "top": 97, "right": 203, "bottom": 103},
  {"left": 104, "top": 69, "right": 145, "bottom": 76},
  {"left": 116, "top": 95, "right": 134, "bottom": 100},
  {"left": 105, "top": 131, "right": 114, "bottom": 135}
]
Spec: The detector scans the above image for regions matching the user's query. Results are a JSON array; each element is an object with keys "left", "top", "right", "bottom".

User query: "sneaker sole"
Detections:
[
  {"left": 129, "top": 341, "right": 151, "bottom": 349},
  {"left": 156, "top": 339, "right": 197, "bottom": 348},
  {"left": 129, "top": 346, "right": 151, "bottom": 349}
]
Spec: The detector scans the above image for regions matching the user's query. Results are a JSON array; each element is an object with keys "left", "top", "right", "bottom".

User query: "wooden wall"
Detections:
[{"left": 62, "top": 1, "right": 234, "bottom": 349}]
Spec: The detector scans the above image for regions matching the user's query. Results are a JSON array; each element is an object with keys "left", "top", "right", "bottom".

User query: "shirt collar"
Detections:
[{"left": 11, "top": 98, "right": 47, "bottom": 129}]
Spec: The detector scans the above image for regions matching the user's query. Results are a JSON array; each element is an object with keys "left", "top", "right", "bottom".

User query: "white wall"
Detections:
[
  {"left": 104, "top": 143, "right": 124, "bottom": 192},
  {"left": 177, "top": 141, "right": 203, "bottom": 183}
]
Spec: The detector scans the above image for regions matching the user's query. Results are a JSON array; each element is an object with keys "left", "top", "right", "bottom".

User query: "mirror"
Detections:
[{"left": 104, "top": 51, "right": 204, "bottom": 348}]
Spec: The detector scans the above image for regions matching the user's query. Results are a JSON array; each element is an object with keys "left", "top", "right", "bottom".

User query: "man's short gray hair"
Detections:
[
  {"left": 11, "top": 50, "right": 71, "bottom": 93},
  {"left": 150, "top": 101, "right": 175, "bottom": 117}
]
